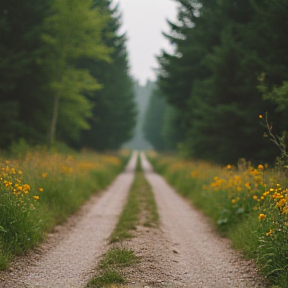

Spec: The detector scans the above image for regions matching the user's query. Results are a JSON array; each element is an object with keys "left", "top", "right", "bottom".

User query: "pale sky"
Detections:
[{"left": 112, "top": 0, "right": 178, "bottom": 85}]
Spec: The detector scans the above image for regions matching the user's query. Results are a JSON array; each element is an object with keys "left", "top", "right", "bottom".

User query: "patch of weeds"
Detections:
[
  {"left": 87, "top": 248, "right": 139, "bottom": 288},
  {"left": 109, "top": 192, "right": 139, "bottom": 243},
  {"left": 0, "top": 243, "right": 10, "bottom": 270},
  {"left": 142, "top": 184, "right": 159, "bottom": 227},
  {"left": 100, "top": 248, "right": 139, "bottom": 269},
  {"left": 135, "top": 153, "right": 142, "bottom": 173},
  {"left": 87, "top": 270, "right": 125, "bottom": 288}
]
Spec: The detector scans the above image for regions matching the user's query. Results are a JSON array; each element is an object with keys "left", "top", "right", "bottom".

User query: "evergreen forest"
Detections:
[
  {"left": 144, "top": 0, "right": 288, "bottom": 165},
  {"left": 1, "top": 0, "right": 288, "bottom": 165},
  {"left": 0, "top": 0, "right": 136, "bottom": 151}
]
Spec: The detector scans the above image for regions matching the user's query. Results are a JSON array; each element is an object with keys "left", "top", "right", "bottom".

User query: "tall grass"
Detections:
[
  {"left": 149, "top": 152, "right": 288, "bottom": 287},
  {"left": 0, "top": 148, "right": 128, "bottom": 269}
]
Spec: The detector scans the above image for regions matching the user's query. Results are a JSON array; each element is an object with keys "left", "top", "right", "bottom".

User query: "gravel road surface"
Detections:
[
  {"left": 138, "top": 152, "right": 268, "bottom": 288},
  {"left": 0, "top": 151, "right": 138, "bottom": 288}
]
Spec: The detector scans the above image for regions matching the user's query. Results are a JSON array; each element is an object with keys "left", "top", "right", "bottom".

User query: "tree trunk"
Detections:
[{"left": 48, "top": 93, "right": 60, "bottom": 147}]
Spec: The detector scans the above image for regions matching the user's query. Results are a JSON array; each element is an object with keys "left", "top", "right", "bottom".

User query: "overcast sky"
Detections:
[{"left": 112, "top": 0, "right": 178, "bottom": 85}]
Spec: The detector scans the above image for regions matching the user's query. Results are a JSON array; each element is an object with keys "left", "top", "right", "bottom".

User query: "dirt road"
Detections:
[{"left": 0, "top": 151, "right": 138, "bottom": 288}]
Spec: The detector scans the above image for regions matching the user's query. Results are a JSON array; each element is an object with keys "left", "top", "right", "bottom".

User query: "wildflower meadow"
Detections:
[
  {"left": 149, "top": 152, "right": 288, "bottom": 287},
  {"left": 0, "top": 148, "right": 128, "bottom": 269}
]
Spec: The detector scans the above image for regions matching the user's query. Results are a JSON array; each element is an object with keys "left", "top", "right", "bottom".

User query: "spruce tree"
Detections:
[{"left": 79, "top": 0, "right": 136, "bottom": 151}]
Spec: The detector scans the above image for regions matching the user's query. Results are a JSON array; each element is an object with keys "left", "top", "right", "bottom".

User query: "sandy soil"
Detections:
[
  {"left": 0, "top": 151, "right": 269, "bottom": 288},
  {"left": 0, "top": 151, "right": 138, "bottom": 288}
]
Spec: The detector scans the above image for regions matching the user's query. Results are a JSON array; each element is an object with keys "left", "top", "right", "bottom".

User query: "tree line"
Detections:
[
  {"left": 0, "top": 0, "right": 136, "bottom": 151},
  {"left": 144, "top": 0, "right": 288, "bottom": 164}
]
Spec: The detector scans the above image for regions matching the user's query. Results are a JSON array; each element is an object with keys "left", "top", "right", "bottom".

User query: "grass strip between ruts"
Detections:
[{"left": 87, "top": 154, "right": 159, "bottom": 288}]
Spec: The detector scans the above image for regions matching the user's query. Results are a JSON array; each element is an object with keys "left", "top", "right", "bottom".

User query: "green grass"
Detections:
[
  {"left": 228, "top": 211, "right": 260, "bottom": 259},
  {"left": 100, "top": 248, "right": 139, "bottom": 269},
  {"left": 109, "top": 188, "right": 139, "bottom": 243},
  {"left": 87, "top": 154, "right": 159, "bottom": 287},
  {"left": 110, "top": 155, "right": 159, "bottom": 243},
  {"left": 87, "top": 248, "right": 139, "bottom": 288},
  {"left": 87, "top": 270, "right": 125, "bottom": 288}
]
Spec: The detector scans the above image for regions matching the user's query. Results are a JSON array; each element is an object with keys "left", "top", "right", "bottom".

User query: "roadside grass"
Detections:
[
  {"left": 148, "top": 152, "right": 288, "bottom": 287},
  {"left": 0, "top": 148, "right": 128, "bottom": 270},
  {"left": 87, "top": 154, "right": 159, "bottom": 287}
]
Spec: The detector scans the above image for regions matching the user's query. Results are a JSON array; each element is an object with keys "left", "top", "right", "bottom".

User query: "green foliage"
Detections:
[
  {"left": 99, "top": 248, "right": 139, "bottom": 269},
  {"left": 0, "top": 0, "right": 52, "bottom": 147},
  {"left": 0, "top": 0, "right": 135, "bottom": 152},
  {"left": 79, "top": 0, "right": 137, "bottom": 151},
  {"left": 143, "top": 86, "right": 177, "bottom": 151},
  {"left": 41, "top": 0, "right": 110, "bottom": 146},
  {"left": 259, "top": 74, "right": 288, "bottom": 113},
  {"left": 87, "top": 270, "right": 125, "bottom": 288},
  {"left": 156, "top": 0, "right": 288, "bottom": 164}
]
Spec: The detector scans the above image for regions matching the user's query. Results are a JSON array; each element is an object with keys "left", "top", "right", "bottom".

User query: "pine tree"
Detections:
[
  {"left": 0, "top": 0, "right": 51, "bottom": 147},
  {"left": 157, "top": 0, "right": 285, "bottom": 163},
  {"left": 79, "top": 0, "right": 136, "bottom": 151}
]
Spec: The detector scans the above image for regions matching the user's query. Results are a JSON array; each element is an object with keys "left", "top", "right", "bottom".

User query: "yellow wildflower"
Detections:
[
  {"left": 33, "top": 195, "right": 39, "bottom": 200},
  {"left": 258, "top": 213, "right": 266, "bottom": 220},
  {"left": 245, "top": 182, "right": 251, "bottom": 190},
  {"left": 257, "top": 164, "right": 264, "bottom": 170},
  {"left": 277, "top": 199, "right": 286, "bottom": 208},
  {"left": 38, "top": 187, "right": 44, "bottom": 192},
  {"left": 225, "top": 164, "right": 232, "bottom": 170},
  {"left": 24, "top": 184, "right": 30, "bottom": 190}
]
